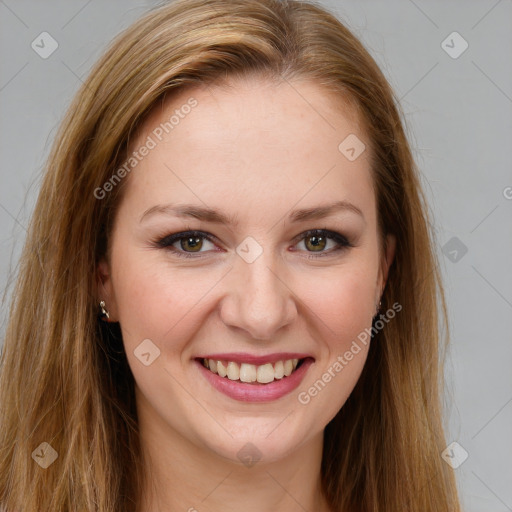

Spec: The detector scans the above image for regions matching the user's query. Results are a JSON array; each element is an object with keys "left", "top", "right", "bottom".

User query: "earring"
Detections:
[
  {"left": 99, "top": 300, "right": 110, "bottom": 320},
  {"left": 373, "top": 299, "right": 382, "bottom": 319}
]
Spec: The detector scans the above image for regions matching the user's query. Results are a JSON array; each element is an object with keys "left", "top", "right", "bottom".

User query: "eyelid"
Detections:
[
  {"left": 153, "top": 228, "right": 352, "bottom": 258},
  {"left": 154, "top": 230, "right": 219, "bottom": 249},
  {"left": 290, "top": 228, "right": 350, "bottom": 246}
]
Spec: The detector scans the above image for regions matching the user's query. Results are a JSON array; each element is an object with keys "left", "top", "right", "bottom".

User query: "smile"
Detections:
[
  {"left": 194, "top": 354, "right": 314, "bottom": 402},
  {"left": 201, "top": 357, "right": 302, "bottom": 384}
]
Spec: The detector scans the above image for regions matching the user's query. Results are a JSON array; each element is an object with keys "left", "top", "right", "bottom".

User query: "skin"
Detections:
[{"left": 97, "top": 75, "right": 395, "bottom": 512}]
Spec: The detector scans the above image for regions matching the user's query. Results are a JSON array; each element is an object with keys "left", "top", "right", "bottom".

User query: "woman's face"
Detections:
[{"left": 98, "top": 76, "right": 395, "bottom": 464}]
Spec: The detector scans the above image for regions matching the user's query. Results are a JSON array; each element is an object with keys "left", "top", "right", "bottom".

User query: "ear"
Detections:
[
  {"left": 96, "top": 257, "right": 118, "bottom": 322},
  {"left": 378, "top": 233, "right": 396, "bottom": 298}
]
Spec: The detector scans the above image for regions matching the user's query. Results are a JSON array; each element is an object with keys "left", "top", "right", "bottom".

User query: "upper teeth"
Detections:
[{"left": 203, "top": 358, "right": 300, "bottom": 384}]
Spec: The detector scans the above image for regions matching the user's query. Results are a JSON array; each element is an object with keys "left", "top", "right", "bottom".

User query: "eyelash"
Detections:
[{"left": 152, "top": 229, "right": 353, "bottom": 259}]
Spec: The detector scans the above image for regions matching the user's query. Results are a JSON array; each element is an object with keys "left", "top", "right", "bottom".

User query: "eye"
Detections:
[
  {"left": 153, "top": 230, "right": 218, "bottom": 259},
  {"left": 152, "top": 228, "right": 352, "bottom": 259},
  {"left": 292, "top": 229, "right": 352, "bottom": 258}
]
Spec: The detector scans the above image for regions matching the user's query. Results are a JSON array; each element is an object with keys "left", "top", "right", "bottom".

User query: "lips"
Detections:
[{"left": 194, "top": 352, "right": 314, "bottom": 402}]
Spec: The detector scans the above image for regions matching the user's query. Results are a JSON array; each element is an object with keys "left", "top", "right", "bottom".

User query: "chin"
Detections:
[{"left": 193, "top": 414, "right": 315, "bottom": 467}]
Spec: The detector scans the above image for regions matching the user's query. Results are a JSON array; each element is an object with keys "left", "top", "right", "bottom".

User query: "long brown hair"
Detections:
[{"left": 0, "top": 0, "right": 461, "bottom": 510}]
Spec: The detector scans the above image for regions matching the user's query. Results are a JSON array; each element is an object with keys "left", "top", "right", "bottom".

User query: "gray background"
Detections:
[{"left": 1, "top": 1, "right": 511, "bottom": 510}]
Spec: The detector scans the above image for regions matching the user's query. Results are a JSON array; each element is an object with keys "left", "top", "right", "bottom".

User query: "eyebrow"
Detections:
[{"left": 139, "top": 200, "right": 365, "bottom": 226}]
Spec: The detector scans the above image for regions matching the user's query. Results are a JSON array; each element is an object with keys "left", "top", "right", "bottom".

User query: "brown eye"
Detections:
[
  {"left": 180, "top": 235, "right": 204, "bottom": 252},
  {"left": 294, "top": 229, "right": 352, "bottom": 258},
  {"left": 154, "top": 230, "right": 217, "bottom": 258},
  {"left": 304, "top": 234, "right": 327, "bottom": 252}
]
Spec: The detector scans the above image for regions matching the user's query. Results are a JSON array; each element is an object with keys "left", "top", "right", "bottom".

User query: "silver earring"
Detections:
[{"left": 99, "top": 300, "right": 110, "bottom": 320}]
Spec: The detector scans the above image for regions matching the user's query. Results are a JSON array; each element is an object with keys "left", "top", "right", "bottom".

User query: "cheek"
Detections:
[
  {"left": 290, "top": 257, "right": 376, "bottom": 416},
  {"left": 295, "top": 262, "right": 377, "bottom": 344},
  {"left": 294, "top": 268, "right": 374, "bottom": 422},
  {"left": 111, "top": 249, "right": 222, "bottom": 351}
]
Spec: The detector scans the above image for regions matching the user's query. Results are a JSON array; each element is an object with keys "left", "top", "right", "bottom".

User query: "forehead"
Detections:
[
  {"left": 140, "top": 75, "right": 364, "bottom": 150},
  {"left": 119, "top": 76, "right": 375, "bottom": 226}
]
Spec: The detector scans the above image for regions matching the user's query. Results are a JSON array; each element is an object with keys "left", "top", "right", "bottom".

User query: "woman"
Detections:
[{"left": 0, "top": 0, "right": 462, "bottom": 510}]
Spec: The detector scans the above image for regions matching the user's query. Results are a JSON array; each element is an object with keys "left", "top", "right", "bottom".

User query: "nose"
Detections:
[{"left": 219, "top": 248, "right": 298, "bottom": 341}]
